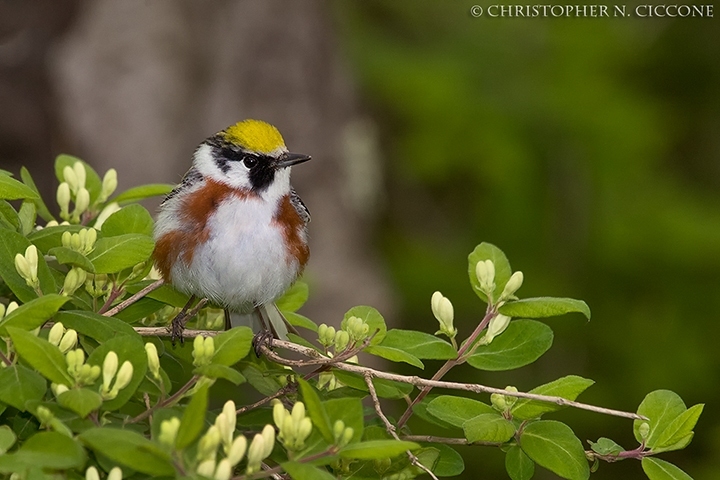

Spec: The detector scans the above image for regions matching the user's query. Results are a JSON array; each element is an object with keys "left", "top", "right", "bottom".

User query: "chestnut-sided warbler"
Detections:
[{"left": 153, "top": 119, "right": 310, "bottom": 340}]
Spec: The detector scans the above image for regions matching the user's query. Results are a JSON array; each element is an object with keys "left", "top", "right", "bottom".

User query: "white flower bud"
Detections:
[
  {"left": 6, "top": 302, "right": 18, "bottom": 315},
  {"left": 144, "top": 343, "right": 161, "bottom": 380},
  {"left": 100, "top": 169, "right": 118, "bottom": 202},
  {"left": 158, "top": 417, "right": 181, "bottom": 446},
  {"left": 500, "top": 271, "right": 524, "bottom": 300},
  {"left": 431, "top": 291, "right": 457, "bottom": 339},
  {"left": 214, "top": 459, "right": 231, "bottom": 480},
  {"left": 63, "top": 166, "right": 79, "bottom": 193},
  {"left": 85, "top": 466, "right": 100, "bottom": 480},
  {"left": 297, "top": 417, "right": 312, "bottom": 442},
  {"left": 228, "top": 435, "right": 247, "bottom": 466},
  {"left": 291, "top": 402, "right": 305, "bottom": 426},
  {"left": 272, "top": 400, "right": 287, "bottom": 429},
  {"left": 192, "top": 335, "right": 206, "bottom": 366},
  {"left": 51, "top": 383, "right": 69, "bottom": 397},
  {"left": 57, "top": 182, "right": 71, "bottom": 217},
  {"left": 102, "top": 351, "right": 119, "bottom": 391},
  {"left": 74, "top": 188, "right": 90, "bottom": 217},
  {"left": 482, "top": 314, "right": 511, "bottom": 345},
  {"left": 113, "top": 361, "right": 134, "bottom": 391},
  {"left": 203, "top": 336, "right": 215, "bottom": 359},
  {"left": 62, "top": 268, "right": 87, "bottom": 297},
  {"left": 341, "top": 426, "right": 354, "bottom": 447},
  {"left": 72, "top": 162, "right": 86, "bottom": 190},
  {"left": 197, "top": 426, "right": 221, "bottom": 462},
  {"left": 196, "top": 459, "right": 216, "bottom": 477},
  {"left": 261, "top": 424, "right": 275, "bottom": 458},
  {"left": 58, "top": 329, "right": 78, "bottom": 353},
  {"left": 24, "top": 246, "right": 38, "bottom": 281},
  {"left": 107, "top": 467, "right": 122, "bottom": 480},
  {"left": 475, "top": 259, "right": 496, "bottom": 296},
  {"left": 94, "top": 202, "right": 121, "bottom": 230},
  {"left": 246, "top": 434, "right": 265, "bottom": 473},
  {"left": 48, "top": 322, "right": 65, "bottom": 346},
  {"left": 334, "top": 330, "right": 350, "bottom": 351}
]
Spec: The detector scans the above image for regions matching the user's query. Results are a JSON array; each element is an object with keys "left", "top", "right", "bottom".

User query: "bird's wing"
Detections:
[
  {"left": 289, "top": 187, "right": 310, "bottom": 225},
  {"left": 161, "top": 167, "right": 204, "bottom": 206}
]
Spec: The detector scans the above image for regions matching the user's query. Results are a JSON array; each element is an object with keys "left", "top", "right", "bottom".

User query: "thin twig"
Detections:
[
  {"left": 126, "top": 375, "right": 200, "bottom": 424},
  {"left": 0, "top": 349, "right": 11, "bottom": 366},
  {"left": 401, "top": 435, "right": 499, "bottom": 446},
  {"left": 261, "top": 339, "right": 646, "bottom": 421},
  {"left": 234, "top": 383, "right": 297, "bottom": 416},
  {"left": 364, "top": 373, "right": 439, "bottom": 480},
  {"left": 103, "top": 279, "right": 164, "bottom": 317},
  {"left": 133, "top": 326, "right": 221, "bottom": 338}
]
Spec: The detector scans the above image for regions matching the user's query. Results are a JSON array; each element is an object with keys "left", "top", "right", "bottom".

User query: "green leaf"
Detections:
[
  {"left": 54, "top": 154, "right": 103, "bottom": 204},
  {"left": 17, "top": 201, "right": 36, "bottom": 236},
  {"left": 7, "top": 327, "right": 73, "bottom": 385},
  {"left": 27, "top": 224, "right": 87, "bottom": 253},
  {"left": 499, "top": 297, "right": 591, "bottom": 320},
  {"left": 433, "top": 443, "right": 465, "bottom": 476},
  {"left": 79, "top": 427, "right": 175, "bottom": 476},
  {"left": 0, "top": 173, "right": 40, "bottom": 201},
  {"left": 426, "top": 395, "right": 495, "bottom": 428},
  {"left": 238, "top": 358, "right": 284, "bottom": 396},
  {"left": 58, "top": 388, "right": 103, "bottom": 418},
  {"left": 0, "top": 200, "right": 20, "bottom": 230},
  {"left": 48, "top": 246, "right": 95, "bottom": 272},
  {"left": 512, "top": 375, "right": 595, "bottom": 420},
  {"left": 55, "top": 310, "right": 140, "bottom": 342},
  {"left": 653, "top": 403, "right": 703, "bottom": 452},
  {"left": 0, "top": 365, "right": 47, "bottom": 411},
  {"left": 467, "top": 319, "right": 553, "bottom": 371},
  {"left": 379, "top": 329, "right": 456, "bottom": 360},
  {"left": 340, "top": 440, "right": 419, "bottom": 459},
  {"left": 506, "top": 445, "right": 535, "bottom": 480},
  {"left": 12, "top": 431, "right": 86, "bottom": 470},
  {"left": 365, "top": 345, "right": 424, "bottom": 369},
  {"left": 283, "top": 311, "right": 318, "bottom": 332},
  {"left": 282, "top": 462, "right": 336, "bottom": 480},
  {"left": 298, "top": 378, "right": 334, "bottom": 443},
  {"left": 0, "top": 230, "right": 57, "bottom": 301},
  {"left": 111, "top": 183, "right": 175, "bottom": 204},
  {"left": 641, "top": 457, "right": 693, "bottom": 480},
  {"left": 332, "top": 370, "right": 413, "bottom": 399},
  {"left": 86, "top": 335, "right": 148, "bottom": 411},
  {"left": 100, "top": 204, "right": 154, "bottom": 237},
  {"left": 0, "top": 425, "right": 16, "bottom": 455},
  {"left": 468, "top": 242, "right": 512, "bottom": 303},
  {"left": 344, "top": 306, "right": 387, "bottom": 345},
  {"left": 463, "top": 413, "right": 515, "bottom": 443},
  {"left": 87, "top": 233, "right": 154, "bottom": 273},
  {"left": 126, "top": 281, "right": 191, "bottom": 308},
  {"left": 0, "top": 294, "right": 70, "bottom": 334},
  {"left": 276, "top": 280, "right": 309, "bottom": 312},
  {"left": 194, "top": 364, "right": 246, "bottom": 385},
  {"left": 175, "top": 383, "right": 209, "bottom": 449},
  {"left": 520, "top": 420, "right": 589, "bottom": 480},
  {"left": 634, "top": 390, "right": 688, "bottom": 447},
  {"left": 588, "top": 437, "right": 624, "bottom": 456},
  {"left": 20, "top": 167, "right": 54, "bottom": 222},
  {"left": 212, "top": 327, "right": 253, "bottom": 366}
]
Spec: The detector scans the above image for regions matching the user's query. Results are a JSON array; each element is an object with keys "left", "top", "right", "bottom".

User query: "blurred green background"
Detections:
[{"left": 334, "top": 1, "right": 719, "bottom": 479}]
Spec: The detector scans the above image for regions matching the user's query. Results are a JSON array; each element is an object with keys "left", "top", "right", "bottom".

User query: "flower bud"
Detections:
[
  {"left": 48, "top": 322, "right": 65, "bottom": 346},
  {"left": 113, "top": 361, "right": 134, "bottom": 391},
  {"left": 85, "top": 466, "right": 100, "bottom": 480},
  {"left": 340, "top": 426, "right": 354, "bottom": 447},
  {"left": 58, "top": 329, "right": 78, "bottom": 353},
  {"left": 24, "top": 245, "right": 38, "bottom": 280},
  {"left": 72, "top": 162, "right": 86, "bottom": 191},
  {"left": 228, "top": 435, "right": 247, "bottom": 466},
  {"left": 272, "top": 400, "right": 286, "bottom": 429},
  {"left": 62, "top": 268, "right": 87, "bottom": 297},
  {"left": 482, "top": 314, "right": 511, "bottom": 345},
  {"left": 57, "top": 182, "right": 71, "bottom": 218},
  {"left": 63, "top": 166, "right": 79, "bottom": 193},
  {"left": 6, "top": 302, "right": 18, "bottom": 315},
  {"left": 61, "top": 231, "right": 72, "bottom": 248},
  {"left": 291, "top": 402, "right": 306, "bottom": 426},
  {"left": 475, "top": 259, "right": 496, "bottom": 296},
  {"left": 74, "top": 188, "right": 90, "bottom": 218},
  {"left": 196, "top": 459, "right": 216, "bottom": 477},
  {"left": 246, "top": 434, "right": 265, "bottom": 474},
  {"left": 214, "top": 459, "right": 231, "bottom": 480},
  {"left": 638, "top": 422, "right": 650, "bottom": 440},
  {"left": 145, "top": 343, "right": 161, "bottom": 381},
  {"left": 500, "top": 271, "right": 524, "bottom": 301},
  {"left": 192, "top": 335, "right": 206, "bottom": 366},
  {"left": 102, "top": 351, "right": 119, "bottom": 391},
  {"left": 334, "top": 330, "right": 350, "bottom": 352},
  {"left": 491, "top": 386, "right": 518, "bottom": 412},
  {"left": 297, "top": 417, "right": 312, "bottom": 442},
  {"left": 431, "top": 291, "right": 457, "bottom": 339},
  {"left": 261, "top": 424, "right": 275, "bottom": 458},
  {"left": 197, "top": 425, "right": 222, "bottom": 461},
  {"left": 203, "top": 336, "right": 215, "bottom": 359},
  {"left": 333, "top": 420, "right": 346, "bottom": 440},
  {"left": 51, "top": 383, "right": 69, "bottom": 397},
  {"left": 36, "top": 405, "right": 54, "bottom": 424},
  {"left": 100, "top": 169, "right": 118, "bottom": 202},
  {"left": 158, "top": 417, "right": 181, "bottom": 446},
  {"left": 107, "top": 466, "right": 122, "bottom": 480}
]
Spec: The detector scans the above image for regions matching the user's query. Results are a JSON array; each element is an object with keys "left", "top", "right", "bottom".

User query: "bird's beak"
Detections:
[{"left": 276, "top": 152, "right": 311, "bottom": 169}]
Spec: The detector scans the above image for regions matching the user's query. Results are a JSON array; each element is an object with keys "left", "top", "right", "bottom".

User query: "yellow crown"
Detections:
[{"left": 223, "top": 120, "right": 285, "bottom": 154}]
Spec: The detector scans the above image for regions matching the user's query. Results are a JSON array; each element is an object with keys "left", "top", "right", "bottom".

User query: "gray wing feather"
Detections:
[
  {"left": 289, "top": 187, "right": 310, "bottom": 225},
  {"left": 161, "top": 167, "right": 204, "bottom": 206}
]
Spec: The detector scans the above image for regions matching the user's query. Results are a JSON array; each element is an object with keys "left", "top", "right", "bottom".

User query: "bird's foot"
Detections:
[
  {"left": 170, "top": 310, "right": 190, "bottom": 345},
  {"left": 253, "top": 329, "right": 275, "bottom": 357}
]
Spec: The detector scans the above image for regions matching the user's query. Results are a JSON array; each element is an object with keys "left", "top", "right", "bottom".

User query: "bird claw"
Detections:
[
  {"left": 252, "top": 330, "right": 275, "bottom": 357},
  {"left": 170, "top": 311, "right": 189, "bottom": 345}
]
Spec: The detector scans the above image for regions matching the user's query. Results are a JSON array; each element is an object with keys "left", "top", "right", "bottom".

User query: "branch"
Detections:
[
  {"left": 401, "top": 435, "right": 500, "bottom": 446},
  {"left": 103, "top": 279, "right": 164, "bottom": 317},
  {"left": 262, "top": 339, "right": 646, "bottom": 421},
  {"left": 364, "top": 373, "right": 439, "bottom": 480},
  {"left": 126, "top": 375, "right": 200, "bottom": 424}
]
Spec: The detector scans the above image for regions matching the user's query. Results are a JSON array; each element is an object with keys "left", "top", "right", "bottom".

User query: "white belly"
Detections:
[{"left": 169, "top": 196, "right": 298, "bottom": 309}]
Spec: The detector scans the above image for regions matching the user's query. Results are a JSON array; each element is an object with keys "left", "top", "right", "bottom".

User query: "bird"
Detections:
[{"left": 152, "top": 119, "right": 310, "bottom": 341}]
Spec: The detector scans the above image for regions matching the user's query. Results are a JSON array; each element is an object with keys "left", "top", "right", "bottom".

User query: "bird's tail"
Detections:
[{"left": 225, "top": 303, "right": 298, "bottom": 340}]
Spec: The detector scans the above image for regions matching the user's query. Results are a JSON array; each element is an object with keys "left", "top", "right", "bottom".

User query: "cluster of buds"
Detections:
[
  {"left": 141, "top": 305, "right": 180, "bottom": 327},
  {"left": 475, "top": 259, "right": 496, "bottom": 299},
  {"left": 316, "top": 355, "right": 357, "bottom": 391},
  {"left": 478, "top": 313, "right": 512, "bottom": 346},
  {"left": 85, "top": 466, "right": 122, "bottom": 480},
  {"left": 144, "top": 343, "right": 161, "bottom": 382},
  {"left": 64, "top": 349, "right": 101, "bottom": 388},
  {"left": 342, "top": 316, "right": 370, "bottom": 344},
  {"left": 62, "top": 267, "right": 87, "bottom": 297},
  {"left": 431, "top": 291, "right": 457, "bottom": 341},
  {"left": 195, "top": 400, "right": 253, "bottom": 480},
  {"left": 158, "top": 417, "right": 180, "bottom": 447},
  {"left": 85, "top": 273, "right": 111, "bottom": 298},
  {"left": 197, "top": 308, "right": 226, "bottom": 330},
  {"left": 62, "top": 228, "right": 97, "bottom": 255},
  {"left": 491, "top": 386, "right": 519, "bottom": 414},
  {"left": 332, "top": 419, "right": 354, "bottom": 448},
  {"left": 101, "top": 351, "right": 134, "bottom": 400},
  {"left": 48, "top": 322, "right": 78, "bottom": 354},
  {"left": 245, "top": 425, "right": 276, "bottom": 475},
  {"left": 317, "top": 316, "right": 370, "bottom": 354},
  {"left": 44, "top": 220, "right": 71, "bottom": 228},
  {"left": 14, "top": 245, "right": 40, "bottom": 292},
  {"left": 272, "top": 400, "right": 313, "bottom": 452},
  {"left": 58, "top": 162, "right": 91, "bottom": 223},
  {"left": 192, "top": 335, "right": 215, "bottom": 367}
]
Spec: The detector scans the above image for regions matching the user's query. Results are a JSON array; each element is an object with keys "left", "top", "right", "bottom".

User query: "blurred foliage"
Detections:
[{"left": 335, "top": 1, "right": 720, "bottom": 479}]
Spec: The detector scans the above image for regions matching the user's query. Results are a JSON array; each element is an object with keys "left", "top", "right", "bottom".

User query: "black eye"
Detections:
[{"left": 243, "top": 156, "right": 258, "bottom": 168}]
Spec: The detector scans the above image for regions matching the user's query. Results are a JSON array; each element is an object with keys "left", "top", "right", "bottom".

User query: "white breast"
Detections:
[{"left": 169, "top": 195, "right": 299, "bottom": 310}]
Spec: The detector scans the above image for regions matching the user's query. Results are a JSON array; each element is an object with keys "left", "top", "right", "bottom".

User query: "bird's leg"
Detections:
[
  {"left": 252, "top": 329, "right": 275, "bottom": 357},
  {"left": 170, "top": 295, "right": 197, "bottom": 345},
  {"left": 224, "top": 308, "right": 232, "bottom": 330}
]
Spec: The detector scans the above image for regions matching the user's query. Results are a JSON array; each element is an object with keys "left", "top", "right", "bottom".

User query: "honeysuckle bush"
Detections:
[{"left": 0, "top": 156, "right": 703, "bottom": 480}]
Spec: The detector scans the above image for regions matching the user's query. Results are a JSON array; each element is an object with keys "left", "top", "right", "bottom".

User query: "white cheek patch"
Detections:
[{"left": 193, "top": 143, "right": 252, "bottom": 190}]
